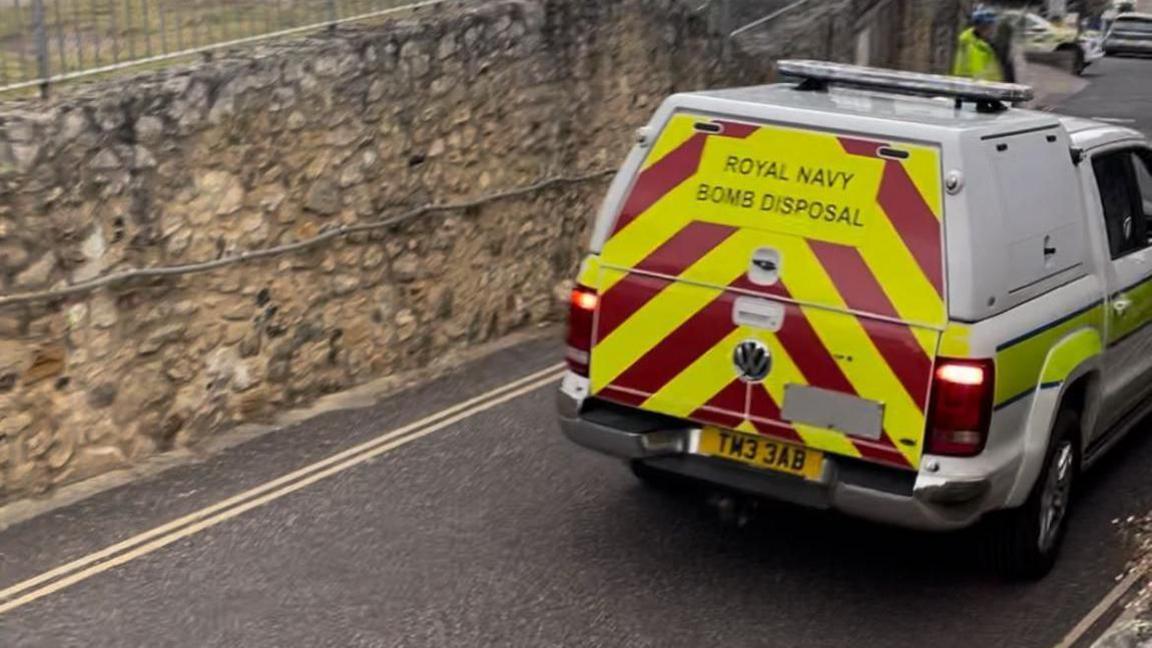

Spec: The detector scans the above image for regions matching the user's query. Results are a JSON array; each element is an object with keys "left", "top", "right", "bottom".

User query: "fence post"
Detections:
[
  {"left": 708, "top": 0, "right": 731, "bottom": 35},
  {"left": 708, "top": 0, "right": 734, "bottom": 61},
  {"left": 31, "top": 0, "right": 50, "bottom": 98},
  {"left": 326, "top": 0, "right": 338, "bottom": 31},
  {"left": 722, "top": 0, "right": 735, "bottom": 62}
]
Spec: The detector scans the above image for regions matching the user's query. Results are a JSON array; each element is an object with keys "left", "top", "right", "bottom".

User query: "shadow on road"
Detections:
[
  {"left": 577, "top": 474, "right": 982, "bottom": 583},
  {"left": 563, "top": 414, "right": 1152, "bottom": 593}
]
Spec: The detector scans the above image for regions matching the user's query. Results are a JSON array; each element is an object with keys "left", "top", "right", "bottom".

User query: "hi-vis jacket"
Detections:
[{"left": 952, "top": 28, "right": 1005, "bottom": 82}]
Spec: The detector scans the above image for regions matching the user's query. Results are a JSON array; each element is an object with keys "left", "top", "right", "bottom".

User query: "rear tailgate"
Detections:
[{"left": 589, "top": 113, "right": 946, "bottom": 470}]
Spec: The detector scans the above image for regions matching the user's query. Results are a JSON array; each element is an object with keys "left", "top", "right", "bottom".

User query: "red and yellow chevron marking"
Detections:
[
  {"left": 588, "top": 114, "right": 946, "bottom": 470},
  {"left": 596, "top": 221, "right": 737, "bottom": 341},
  {"left": 808, "top": 240, "right": 933, "bottom": 408}
]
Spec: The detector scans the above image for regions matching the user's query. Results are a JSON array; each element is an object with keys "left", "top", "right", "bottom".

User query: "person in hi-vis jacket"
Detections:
[{"left": 953, "top": 9, "right": 1005, "bottom": 82}]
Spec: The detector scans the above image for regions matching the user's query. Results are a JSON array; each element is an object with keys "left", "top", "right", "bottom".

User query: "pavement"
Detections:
[
  {"left": 1021, "top": 59, "right": 1090, "bottom": 108},
  {"left": 3, "top": 57, "right": 1152, "bottom": 648}
]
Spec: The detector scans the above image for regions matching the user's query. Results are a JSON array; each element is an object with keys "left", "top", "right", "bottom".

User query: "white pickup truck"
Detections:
[{"left": 558, "top": 61, "right": 1152, "bottom": 579}]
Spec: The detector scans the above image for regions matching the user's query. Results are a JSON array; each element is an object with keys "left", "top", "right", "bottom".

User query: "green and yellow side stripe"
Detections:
[{"left": 994, "top": 301, "right": 1104, "bottom": 410}]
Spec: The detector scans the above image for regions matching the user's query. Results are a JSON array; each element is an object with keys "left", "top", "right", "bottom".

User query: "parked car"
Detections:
[
  {"left": 1104, "top": 13, "right": 1152, "bottom": 56},
  {"left": 1105, "top": 1, "right": 1138, "bottom": 25},
  {"left": 558, "top": 61, "right": 1152, "bottom": 579},
  {"left": 1002, "top": 9, "right": 1103, "bottom": 74}
]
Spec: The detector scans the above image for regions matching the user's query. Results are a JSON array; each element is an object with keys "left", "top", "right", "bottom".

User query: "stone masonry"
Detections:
[
  {"left": 0, "top": 0, "right": 772, "bottom": 502},
  {"left": 726, "top": 0, "right": 963, "bottom": 72},
  {"left": 0, "top": 0, "right": 962, "bottom": 502}
]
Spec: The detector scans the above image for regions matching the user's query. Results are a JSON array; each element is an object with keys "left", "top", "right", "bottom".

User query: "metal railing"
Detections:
[
  {"left": 728, "top": 0, "right": 811, "bottom": 38},
  {"left": 0, "top": 0, "right": 449, "bottom": 96}
]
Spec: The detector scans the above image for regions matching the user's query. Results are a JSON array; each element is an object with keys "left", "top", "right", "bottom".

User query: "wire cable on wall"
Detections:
[{"left": 0, "top": 168, "right": 616, "bottom": 310}]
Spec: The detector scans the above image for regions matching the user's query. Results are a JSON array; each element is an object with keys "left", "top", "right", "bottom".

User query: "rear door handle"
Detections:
[
  {"left": 1113, "top": 297, "right": 1132, "bottom": 317},
  {"left": 732, "top": 296, "right": 785, "bottom": 332}
]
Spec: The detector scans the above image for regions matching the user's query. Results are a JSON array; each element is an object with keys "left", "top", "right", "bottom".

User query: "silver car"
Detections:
[{"left": 1104, "top": 13, "right": 1152, "bottom": 55}]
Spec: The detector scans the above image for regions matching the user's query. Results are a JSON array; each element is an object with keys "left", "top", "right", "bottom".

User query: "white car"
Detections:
[
  {"left": 1104, "top": 13, "right": 1152, "bottom": 55},
  {"left": 558, "top": 61, "right": 1152, "bottom": 579}
]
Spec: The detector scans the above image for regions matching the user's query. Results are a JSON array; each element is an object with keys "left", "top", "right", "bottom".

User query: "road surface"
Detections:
[
  {"left": 2, "top": 57, "right": 1152, "bottom": 648},
  {"left": 1060, "top": 55, "right": 1152, "bottom": 134}
]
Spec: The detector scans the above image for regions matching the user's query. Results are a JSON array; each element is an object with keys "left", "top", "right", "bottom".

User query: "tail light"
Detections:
[
  {"left": 926, "top": 357, "right": 995, "bottom": 457},
  {"left": 565, "top": 285, "right": 598, "bottom": 376}
]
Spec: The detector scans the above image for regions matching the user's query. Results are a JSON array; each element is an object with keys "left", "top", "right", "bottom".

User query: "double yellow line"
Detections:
[{"left": 0, "top": 364, "right": 565, "bottom": 616}]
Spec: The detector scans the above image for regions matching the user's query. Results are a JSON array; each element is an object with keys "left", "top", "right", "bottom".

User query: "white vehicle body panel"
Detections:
[{"left": 565, "top": 79, "right": 1152, "bottom": 530}]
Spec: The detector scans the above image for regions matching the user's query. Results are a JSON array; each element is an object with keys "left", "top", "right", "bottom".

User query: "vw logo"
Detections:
[{"left": 733, "top": 340, "right": 771, "bottom": 382}]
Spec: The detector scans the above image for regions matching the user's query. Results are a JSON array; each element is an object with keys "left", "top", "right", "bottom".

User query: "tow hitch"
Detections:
[{"left": 708, "top": 492, "right": 760, "bottom": 528}]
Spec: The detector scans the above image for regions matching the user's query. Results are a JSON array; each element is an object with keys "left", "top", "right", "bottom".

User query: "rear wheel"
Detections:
[{"left": 984, "top": 409, "right": 1079, "bottom": 580}]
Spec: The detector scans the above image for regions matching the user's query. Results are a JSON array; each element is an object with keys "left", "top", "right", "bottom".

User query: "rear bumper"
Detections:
[{"left": 558, "top": 373, "right": 999, "bottom": 532}]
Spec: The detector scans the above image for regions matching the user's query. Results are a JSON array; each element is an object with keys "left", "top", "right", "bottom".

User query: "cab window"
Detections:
[
  {"left": 1113, "top": 17, "right": 1152, "bottom": 34},
  {"left": 1133, "top": 151, "right": 1152, "bottom": 223},
  {"left": 1093, "top": 150, "right": 1150, "bottom": 259}
]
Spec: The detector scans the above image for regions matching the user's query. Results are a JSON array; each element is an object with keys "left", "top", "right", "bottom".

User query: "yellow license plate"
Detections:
[{"left": 698, "top": 427, "right": 824, "bottom": 480}]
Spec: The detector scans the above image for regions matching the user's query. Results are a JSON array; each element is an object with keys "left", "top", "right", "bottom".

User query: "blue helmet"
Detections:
[{"left": 971, "top": 8, "right": 997, "bottom": 26}]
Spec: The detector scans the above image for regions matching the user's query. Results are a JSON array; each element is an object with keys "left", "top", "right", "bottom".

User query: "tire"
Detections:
[
  {"left": 984, "top": 409, "right": 1080, "bottom": 580},
  {"left": 1073, "top": 49, "right": 1087, "bottom": 75},
  {"left": 1059, "top": 47, "right": 1086, "bottom": 75}
]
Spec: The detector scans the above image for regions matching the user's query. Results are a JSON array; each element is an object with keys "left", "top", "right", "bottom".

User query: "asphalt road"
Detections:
[
  {"left": 1059, "top": 55, "right": 1152, "bottom": 134},
  {"left": 4, "top": 57, "right": 1152, "bottom": 648}
]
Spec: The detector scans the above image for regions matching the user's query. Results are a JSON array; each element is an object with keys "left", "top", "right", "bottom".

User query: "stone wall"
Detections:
[
  {"left": 898, "top": 0, "right": 966, "bottom": 73},
  {"left": 726, "top": 0, "right": 963, "bottom": 72},
  {"left": 0, "top": 0, "right": 964, "bottom": 503},
  {"left": 732, "top": 0, "right": 857, "bottom": 63},
  {"left": 0, "top": 0, "right": 772, "bottom": 502}
]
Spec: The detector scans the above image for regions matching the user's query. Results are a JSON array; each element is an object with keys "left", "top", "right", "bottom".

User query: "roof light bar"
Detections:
[{"left": 777, "top": 60, "right": 1034, "bottom": 105}]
